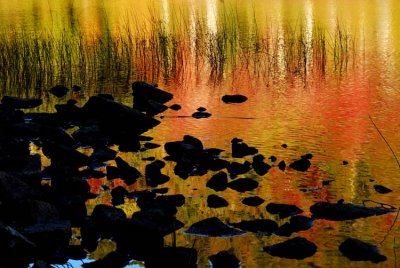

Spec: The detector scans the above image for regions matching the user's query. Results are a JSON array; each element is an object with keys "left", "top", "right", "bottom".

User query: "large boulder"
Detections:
[
  {"left": 263, "top": 237, "right": 317, "bottom": 259},
  {"left": 132, "top": 81, "right": 173, "bottom": 114},
  {"left": 339, "top": 238, "right": 387, "bottom": 263}
]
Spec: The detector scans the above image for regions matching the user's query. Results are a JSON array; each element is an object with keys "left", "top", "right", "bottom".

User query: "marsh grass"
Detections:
[{"left": 0, "top": 9, "right": 358, "bottom": 96}]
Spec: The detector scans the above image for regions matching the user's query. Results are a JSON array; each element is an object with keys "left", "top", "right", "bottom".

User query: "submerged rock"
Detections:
[
  {"left": 231, "top": 138, "right": 258, "bottom": 158},
  {"left": 373, "top": 185, "right": 392, "bottom": 194},
  {"left": 228, "top": 178, "right": 259, "bottom": 193},
  {"left": 206, "top": 171, "right": 228, "bottom": 192},
  {"left": 209, "top": 251, "right": 240, "bottom": 268},
  {"left": 207, "top": 194, "right": 229, "bottom": 208},
  {"left": 276, "top": 216, "right": 314, "bottom": 236},
  {"left": 263, "top": 237, "right": 317, "bottom": 259},
  {"left": 230, "top": 219, "right": 278, "bottom": 235},
  {"left": 169, "top": 104, "right": 181, "bottom": 111},
  {"left": 222, "top": 94, "right": 248, "bottom": 104},
  {"left": 289, "top": 154, "right": 312, "bottom": 171},
  {"left": 242, "top": 196, "right": 265, "bottom": 206},
  {"left": 192, "top": 111, "right": 211, "bottom": 119},
  {"left": 339, "top": 238, "right": 387, "bottom": 263},
  {"left": 1, "top": 96, "right": 43, "bottom": 109},
  {"left": 185, "top": 217, "right": 245, "bottom": 237},
  {"left": 266, "top": 203, "right": 303, "bottom": 219},
  {"left": 227, "top": 161, "right": 252, "bottom": 178},
  {"left": 252, "top": 154, "right": 271, "bottom": 176},
  {"left": 310, "top": 201, "right": 395, "bottom": 221}
]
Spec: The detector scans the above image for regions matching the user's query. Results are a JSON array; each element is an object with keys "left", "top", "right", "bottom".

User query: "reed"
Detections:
[{"left": 0, "top": 8, "right": 359, "bottom": 96}]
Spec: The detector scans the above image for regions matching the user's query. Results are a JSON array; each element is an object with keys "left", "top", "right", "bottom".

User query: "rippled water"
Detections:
[{"left": 2, "top": 0, "right": 400, "bottom": 267}]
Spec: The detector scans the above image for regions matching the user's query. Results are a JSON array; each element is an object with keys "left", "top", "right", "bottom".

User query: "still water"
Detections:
[{"left": 2, "top": 0, "right": 400, "bottom": 267}]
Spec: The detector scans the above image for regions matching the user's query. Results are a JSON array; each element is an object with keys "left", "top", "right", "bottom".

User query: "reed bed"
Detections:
[{"left": 0, "top": 9, "right": 358, "bottom": 96}]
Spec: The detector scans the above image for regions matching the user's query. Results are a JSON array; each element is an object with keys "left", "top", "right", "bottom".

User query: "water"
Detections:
[{"left": 1, "top": 1, "right": 400, "bottom": 267}]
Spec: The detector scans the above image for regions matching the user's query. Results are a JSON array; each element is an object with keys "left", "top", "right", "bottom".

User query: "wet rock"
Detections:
[
  {"left": 206, "top": 171, "right": 228, "bottom": 192},
  {"left": 276, "top": 216, "right": 314, "bottom": 236},
  {"left": 231, "top": 138, "right": 258, "bottom": 158},
  {"left": 90, "top": 146, "right": 117, "bottom": 162},
  {"left": 80, "top": 218, "right": 101, "bottom": 252},
  {"left": 91, "top": 204, "right": 126, "bottom": 237},
  {"left": 269, "top": 155, "right": 277, "bottom": 162},
  {"left": 55, "top": 194, "right": 87, "bottom": 226},
  {"left": 142, "top": 156, "right": 156, "bottom": 161},
  {"left": 145, "top": 99, "right": 169, "bottom": 116},
  {"left": 242, "top": 196, "right": 265, "bottom": 206},
  {"left": 72, "top": 85, "right": 82, "bottom": 92},
  {"left": 51, "top": 174, "right": 91, "bottom": 196},
  {"left": 42, "top": 143, "right": 91, "bottom": 168},
  {"left": 263, "top": 237, "right": 317, "bottom": 259},
  {"left": 197, "top": 107, "right": 207, "bottom": 112},
  {"left": 339, "top": 238, "right": 387, "bottom": 263},
  {"left": 145, "top": 247, "right": 197, "bottom": 268},
  {"left": 252, "top": 154, "right": 271, "bottom": 176},
  {"left": 228, "top": 178, "right": 259, "bottom": 193},
  {"left": 156, "top": 194, "right": 185, "bottom": 207},
  {"left": 222, "top": 94, "right": 248, "bottom": 104},
  {"left": 310, "top": 201, "right": 394, "bottom": 221},
  {"left": 145, "top": 160, "right": 170, "bottom": 187},
  {"left": 169, "top": 104, "right": 181, "bottom": 111},
  {"left": 185, "top": 217, "right": 246, "bottom": 237},
  {"left": 1, "top": 96, "right": 43, "bottom": 109},
  {"left": 281, "top": 144, "right": 288, "bottom": 148},
  {"left": 151, "top": 188, "right": 169, "bottom": 194},
  {"left": 50, "top": 85, "right": 69, "bottom": 97},
  {"left": 82, "top": 251, "right": 130, "bottom": 268},
  {"left": 207, "top": 194, "right": 229, "bottom": 208},
  {"left": 278, "top": 160, "right": 286, "bottom": 171},
  {"left": 106, "top": 165, "right": 120, "bottom": 181},
  {"left": 227, "top": 161, "right": 251, "bottom": 178},
  {"left": 72, "top": 124, "right": 109, "bottom": 148},
  {"left": 79, "top": 168, "right": 105, "bottom": 179},
  {"left": 132, "top": 81, "right": 173, "bottom": 112},
  {"left": 266, "top": 203, "right": 303, "bottom": 219},
  {"left": 136, "top": 192, "right": 178, "bottom": 218},
  {"left": 289, "top": 154, "right": 312, "bottom": 172},
  {"left": 0, "top": 223, "right": 36, "bottom": 267},
  {"left": 143, "top": 142, "right": 160, "bottom": 149},
  {"left": 192, "top": 111, "right": 211, "bottom": 119},
  {"left": 54, "top": 101, "right": 82, "bottom": 123},
  {"left": 209, "top": 251, "right": 240, "bottom": 268},
  {"left": 322, "top": 179, "right": 335, "bottom": 186},
  {"left": 131, "top": 211, "right": 184, "bottom": 237},
  {"left": 111, "top": 186, "right": 129, "bottom": 206},
  {"left": 342, "top": 160, "right": 349, "bottom": 165},
  {"left": 164, "top": 135, "right": 203, "bottom": 160},
  {"left": 373, "top": 185, "right": 392, "bottom": 194},
  {"left": 115, "top": 156, "right": 142, "bottom": 185},
  {"left": 230, "top": 219, "right": 278, "bottom": 234},
  {"left": 0, "top": 171, "right": 39, "bottom": 202}
]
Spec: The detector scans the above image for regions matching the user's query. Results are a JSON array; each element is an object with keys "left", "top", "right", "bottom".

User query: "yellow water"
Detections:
[{"left": 1, "top": 1, "right": 400, "bottom": 267}]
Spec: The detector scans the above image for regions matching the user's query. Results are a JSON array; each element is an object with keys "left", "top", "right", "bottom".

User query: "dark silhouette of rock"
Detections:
[
  {"left": 231, "top": 138, "right": 258, "bottom": 158},
  {"left": 169, "top": 104, "right": 181, "bottom": 111},
  {"left": 263, "top": 237, "right": 317, "bottom": 259},
  {"left": 278, "top": 160, "right": 286, "bottom": 171},
  {"left": 42, "top": 143, "right": 91, "bottom": 168},
  {"left": 131, "top": 211, "right": 184, "bottom": 237},
  {"left": 242, "top": 196, "right": 265, "bottom": 206},
  {"left": 185, "top": 217, "right": 245, "bottom": 237},
  {"left": 55, "top": 194, "right": 87, "bottom": 226},
  {"left": 32, "top": 260, "right": 53, "bottom": 268},
  {"left": 266, "top": 203, "right": 303, "bottom": 219},
  {"left": 192, "top": 111, "right": 211, "bottom": 118},
  {"left": 1, "top": 96, "right": 43, "bottom": 109},
  {"left": 281, "top": 144, "right": 288, "bottom": 148},
  {"left": 145, "top": 160, "right": 170, "bottom": 187},
  {"left": 156, "top": 194, "right": 185, "bottom": 207},
  {"left": 82, "top": 251, "right": 130, "bottom": 268},
  {"left": 228, "top": 178, "right": 259, "bottom": 192},
  {"left": 252, "top": 154, "right": 271, "bottom": 176},
  {"left": 269, "top": 155, "right": 277, "bottom": 162},
  {"left": 373, "top": 185, "right": 392, "bottom": 194},
  {"left": 90, "top": 146, "right": 117, "bottom": 162},
  {"left": 0, "top": 171, "right": 40, "bottom": 202},
  {"left": 207, "top": 194, "right": 229, "bottom": 208},
  {"left": 227, "top": 161, "right": 251, "bottom": 178},
  {"left": 322, "top": 179, "right": 335, "bottom": 186},
  {"left": 222, "top": 94, "right": 248, "bottom": 104},
  {"left": 145, "top": 247, "right": 197, "bottom": 268},
  {"left": 209, "top": 251, "right": 240, "bottom": 268},
  {"left": 289, "top": 154, "right": 313, "bottom": 171},
  {"left": 115, "top": 156, "right": 142, "bottom": 185},
  {"left": 106, "top": 165, "right": 120, "bottom": 181},
  {"left": 342, "top": 160, "right": 349, "bottom": 165},
  {"left": 132, "top": 81, "right": 173, "bottom": 113},
  {"left": 197, "top": 107, "right": 207, "bottom": 112},
  {"left": 79, "top": 168, "right": 105, "bottom": 179},
  {"left": 72, "top": 124, "right": 109, "bottom": 148},
  {"left": 276, "top": 216, "right": 314, "bottom": 236},
  {"left": 230, "top": 219, "right": 278, "bottom": 234},
  {"left": 143, "top": 142, "right": 160, "bottom": 149},
  {"left": 339, "top": 238, "right": 387, "bottom": 263},
  {"left": 151, "top": 188, "right": 169, "bottom": 194},
  {"left": 50, "top": 85, "right": 69, "bottom": 97},
  {"left": 111, "top": 186, "right": 129, "bottom": 206},
  {"left": 310, "top": 201, "right": 394, "bottom": 221},
  {"left": 206, "top": 171, "right": 228, "bottom": 192}
]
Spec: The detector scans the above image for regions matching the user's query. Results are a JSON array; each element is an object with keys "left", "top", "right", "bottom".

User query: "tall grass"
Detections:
[{"left": 0, "top": 9, "right": 358, "bottom": 96}]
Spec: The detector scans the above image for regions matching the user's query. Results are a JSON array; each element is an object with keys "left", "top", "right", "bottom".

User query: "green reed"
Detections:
[{"left": 0, "top": 9, "right": 358, "bottom": 96}]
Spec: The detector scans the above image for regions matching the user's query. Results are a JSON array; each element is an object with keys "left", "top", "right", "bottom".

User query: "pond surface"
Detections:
[{"left": 2, "top": 0, "right": 400, "bottom": 267}]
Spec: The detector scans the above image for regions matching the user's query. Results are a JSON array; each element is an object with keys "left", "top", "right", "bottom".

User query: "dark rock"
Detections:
[
  {"left": 289, "top": 157, "right": 311, "bottom": 172},
  {"left": 310, "top": 201, "right": 394, "bottom": 221},
  {"left": 82, "top": 251, "right": 130, "bottom": 268},
  {"left": 230, "top": 219, "right": 278, "bottom": 234},
  {"left": 142, "top": 156, "right": 156, "bottom": 161},
  {"left": 339, "top": 238, "right": 387, "bottom": 263},
  {"left": 51, "top": 174, "right": 91, "bottom": 196},
  {"left": 32, "top": 260, "right": 53, "bottom": 268},
  {"left": 90, "top": 146, "right": 117, "bottom": 162},
  {"left": 151, "top": 188, "right": 169, "bottom": 194},
  {"left": 115, "top": 156, "right": 142, "bottom": 185},
  {"left": 50, "top": 85, "right": 69, "bottom": 97},
  {"left": 118, "top": 138, "right": 141, "bottom": 152},
  {"left": 145, "top": 247, "right": 197, "bottom": 268},
  {"left": 281, "top": 144, "right": 288, "bottom": 148},
  {"left": 136, "top": 192, "right": 178, "bottom": 218},
  {"left": 79, "top": 168, "right": 105, "bottom": 179},
  {"left": 252, "top": 154, "right": 271, "bottom": 176},
  {"left": 169, "top": 104, "right": 181, "bottom": 111},
  {"left": 91, "top": 204, "right": 126, "bottom": 237},
  {"left": 132, "top": 81, "right": 173, "bottom": 112},
  {"left": 342, "top": 160, "right": 349, "bottom": 165},
  {"left": 145, "top": 160, "right": 170, "bottom": 187},
  {"left": 0, "top": 171, "right": 39, "bottom": 202},
  {"left": 227, "top": 161, "right": 251, "bottom": 178},
  {"left": 72, "top": 124, "right": 109, "bottom": 148},
  {"left": 131, "top": 211, "right": 184, "bottom": 236},
  {"left": 42, "top": 143, "right": 91, "bottom": 168},
  {"left": 322, "top": 179, "right": 335, "bottom": 186},
  {"left": 266, "top": 203, "right": 303, "bottom": 219},
  {"left": 278, "top": 160, "right": 286, "bottom": 171},
  {"left": 80, "top": 218, "right": 101, "bottom": 252},
  {"left": 185, "top": 217, "right": 245, "bottom": 237},
  {"left": 242, "top": 196, "right": 265, "bottom": 206},
  {"left": 54, "top": 102, "right": 82, "bottom": 123},
  {"left": 276, "top": 216, "right": 314, "bottom": 236},
  {"left": 144, "top": 142, "right": 160, "bottom": 149},
  {"left": 207, "top": 194, "right": 229, "bottom": 208},
  {"left": 55, "top": 195, "right": 87, "bottom": 226},
  {"left": 263, "top": 237, "right": 317, "bottom": 259},
  {"left": 228, "top": 178, "right": 259, "bottom": 193},
  {"left": 197, "top": 107, "right": 207, "bottom": 112},
  {"left": 209, "top": 251, "right": 240, "bottom": 268},
  {"left": 373, "top": 185, "right": 392, "bottom": 194},
  {"left": 231, "top": 138, "right": 258, "bottom": 158},
  {"left": 106, "top": 165, "right": 120, "bottom": 181},
  {"left": 192, "top": 111, "right": 211, "bottom": 119},
  {"left": 111, "top": 186, "right": 129, "bottom": 206},
  {"left": 144, "top": 99, "right": 169, "bottom": 116},
  {"left": 156, "top": 194, "right": 185, "bottom": 207},
  {"left": 1, "top": 96, "right": 43, "bottom": 109},
  {"left": 206, "top": 171, "right": 228, "bottom": 192},
  {"left": 269, "top": 155, "right": 277, "bottom": 162},
  {"left": 222, "top": 94, "right": 248, "bottom": 104},
  {"left": 58, "top": 245, "right": 87, "bottom": 260},
  {"left": 72, "top": 85, "right": 82, "bottom": 92}
]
